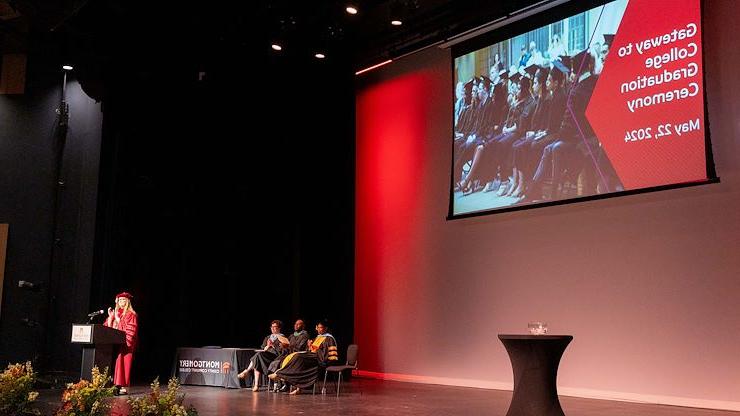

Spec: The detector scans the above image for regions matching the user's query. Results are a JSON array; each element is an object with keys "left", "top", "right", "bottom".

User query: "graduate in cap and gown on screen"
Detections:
[
  {"left": 512, "top": 60, "right": 570, "bottom": 199},
  {"left": 524, "top": 49, "right": 598, "bottom": 201},
  {"left": 457, "top": 70, "right": 537, "bottom": 196},
  {"left": 491, "top": 68, "right": 512, "bottom": 133},
  {"left": 506, "top": 64, "right": 552, "bottom": 198}
]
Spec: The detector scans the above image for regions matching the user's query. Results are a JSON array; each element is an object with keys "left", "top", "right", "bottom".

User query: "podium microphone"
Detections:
[{"left": 87, "top": 309, "right": 105, "bottom": 317}]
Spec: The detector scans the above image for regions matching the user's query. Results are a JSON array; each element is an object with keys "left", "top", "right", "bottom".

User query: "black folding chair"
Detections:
[{"left": 322, "top": 344, "right": 358, "bottom": 397}]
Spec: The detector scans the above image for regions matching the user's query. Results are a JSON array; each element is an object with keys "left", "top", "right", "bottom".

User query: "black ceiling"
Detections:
[
  {"left": 1, "top": 0, "right": 546, "bottom": 74},
  {"left": 250, "top": 0, "right": 545, "bottom": 69}
]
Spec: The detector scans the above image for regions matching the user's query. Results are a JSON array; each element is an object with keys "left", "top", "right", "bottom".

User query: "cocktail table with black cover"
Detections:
[{"left": 498, "top": 334, "right": 573, "bottom": 416}]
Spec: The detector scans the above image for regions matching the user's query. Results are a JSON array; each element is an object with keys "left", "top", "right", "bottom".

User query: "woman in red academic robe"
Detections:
[{"left": 103, "top": 291, "right": 138, "bottom": 394}]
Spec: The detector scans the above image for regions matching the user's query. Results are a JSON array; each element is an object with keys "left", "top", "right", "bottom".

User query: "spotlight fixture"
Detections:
[
  {"left": 271, "top": 44, "right": 283, "bottom": 51},
  {"left": 62, "top": 65, "right": 73, "bottom": 71},
  {"left": 346, "top": 6, "right": 358, "bottom": 14},
  {"left": 391, "top": 20, "right": 403, "bottom": 26},
  {"left": 315, "top": 53, "right": 326, "bottom": 59}
]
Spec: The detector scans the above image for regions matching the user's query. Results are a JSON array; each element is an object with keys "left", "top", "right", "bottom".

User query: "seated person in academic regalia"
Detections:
[
  {"left": 454, "top": 78, "right": 494, "bottom": 188},
  {"left": 269, "top": 320, "right": 339, "bottom": 395},
  {"left": 490, "top": 69, "right": 511, "bottom": 134},
  {"left": 525, "top": 49, "right": 604, "bottom": 201},
  {"left": 238, "top": 320, "right": 285, "bottom": 391},
  {"left": 504, "top": 65, "right": 551, "bottom": 198},
  {"left": 456, "top": 79, "right": 481, "bottom": 139},
  {"left": 459, "top": 74, "right": 536, "bottom": 195},
  {"left": 509, "top": 61, "right": 569, "bottom": 197},
  {"left": 266, "top": 319, "right": 310, "bottom": 391}
]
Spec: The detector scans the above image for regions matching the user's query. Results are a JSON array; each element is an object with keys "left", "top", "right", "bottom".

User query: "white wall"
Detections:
[{"left": 354, "top": 0, "right": 740, "bottom": 410}]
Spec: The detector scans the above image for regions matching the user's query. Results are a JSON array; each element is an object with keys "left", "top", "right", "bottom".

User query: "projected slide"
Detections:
[{"left": 451, "top": 0, "right": 709, "bottom": 217}]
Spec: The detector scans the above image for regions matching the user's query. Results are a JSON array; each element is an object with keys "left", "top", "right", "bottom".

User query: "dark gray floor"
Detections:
[{"left": 35, "top": 378, "right": 738, "bottom": 416}]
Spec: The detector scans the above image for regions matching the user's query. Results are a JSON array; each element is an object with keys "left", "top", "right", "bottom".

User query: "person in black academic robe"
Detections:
[
  {"left": 509, "top": 65, "right": 568, "bottom": 197},
  {"left": 505, "top": 67, "right": 551, "bottom": 198},
  {"left": 526, "top": 50, "right": 600, "bottom": 201},
  {"left": 461, "top": 75, "right": 535, "bottom": 194},
  {"left": 454, "top": 80, "right": 491, "bottom": 186},
  {"left": 266, "top": 319, "right": 310, "bottom": 391},
  {"left": 269, "top": 320, "right": 339, "bottom": 394},
  {"left": 238, "top": 320, "right": 285, "bottom": 391}
]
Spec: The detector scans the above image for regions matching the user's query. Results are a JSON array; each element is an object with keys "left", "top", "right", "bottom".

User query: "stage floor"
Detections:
[{"left": 36, "top": 378, "right": 736, "bottom": 416}]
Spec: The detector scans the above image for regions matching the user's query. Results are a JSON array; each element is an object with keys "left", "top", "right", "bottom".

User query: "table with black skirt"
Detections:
[
  {"left": 172, "top": 347, "right": 258, "bottom": 388},
  {"left": 498, "top": 334, "right": 573, "bottom": 416}
]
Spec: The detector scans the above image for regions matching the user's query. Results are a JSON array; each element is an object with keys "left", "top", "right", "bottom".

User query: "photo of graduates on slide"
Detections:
[{"left": 452, "top": 0, "right": 628, "bottom": 215}]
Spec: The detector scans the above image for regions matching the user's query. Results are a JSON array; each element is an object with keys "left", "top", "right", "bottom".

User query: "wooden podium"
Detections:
[{"left": 71, "top": 324, "right": 125, "bottom": 381}]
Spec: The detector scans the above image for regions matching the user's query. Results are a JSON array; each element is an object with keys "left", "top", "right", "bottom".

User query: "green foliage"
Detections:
[
  {"left": 0, "top": 361, "right": 40, "bottom": 416},
  {"left": 127, "top": 378, "right": 197, "bottom": 416},
  {"left": 55, "top": 367, "right": 115, "bottom": 416}
]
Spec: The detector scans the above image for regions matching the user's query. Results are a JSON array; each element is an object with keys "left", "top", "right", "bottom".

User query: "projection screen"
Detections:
[{"left": 450, "top": 0, "right": 716, "bottom": 218}]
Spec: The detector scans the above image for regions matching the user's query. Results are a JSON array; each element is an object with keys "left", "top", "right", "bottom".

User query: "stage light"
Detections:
[
  {"left": 391, "top": 20, "right": 403, "bottom": 26},
  {"left": 62, "top": 65, "right": 73, "bottom": 71},
  {"left": 315, "top": 53, "right": 326, "bottom": 59},
  {"left": 271, "top": 44, "right": 282, "bottom": 51},
  {"left": 346, "top": 6, "right": 358, "bottom": 14}
]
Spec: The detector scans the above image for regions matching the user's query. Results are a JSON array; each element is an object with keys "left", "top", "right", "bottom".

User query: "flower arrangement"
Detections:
[
  {"left": 0, "top": 361, "right": 40, "bottom": 416},
  {"left": 56, "top": 367, "right": 115, "bottom": 416},
  {"left": 127, "top": 378, "right": 197, "bottom": 416}
]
